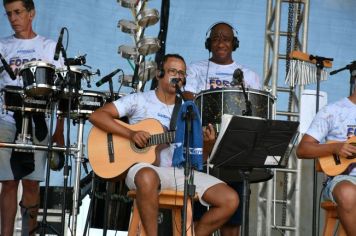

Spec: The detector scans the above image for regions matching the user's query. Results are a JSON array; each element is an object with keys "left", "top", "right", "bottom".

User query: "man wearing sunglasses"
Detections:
[{"left": 0, "top": 1, "right": 64, "bottom": 235}]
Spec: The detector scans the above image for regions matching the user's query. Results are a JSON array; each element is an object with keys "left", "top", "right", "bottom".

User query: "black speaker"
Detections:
[{"left": 205, "top": 21, "right": 239, "bottom": 51}]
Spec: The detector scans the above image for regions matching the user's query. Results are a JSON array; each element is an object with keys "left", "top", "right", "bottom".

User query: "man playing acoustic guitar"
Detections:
[
  {"left": 297, "top": 88, "right": 356, "bottom": 235},
  {"left": 89, "top": 54, "right": 238, "bottom": 236}
]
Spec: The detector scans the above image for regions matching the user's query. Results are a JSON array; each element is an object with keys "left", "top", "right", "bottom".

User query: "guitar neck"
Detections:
[{"left": 148, "top": 131, "right": 176, "bottom": 147}]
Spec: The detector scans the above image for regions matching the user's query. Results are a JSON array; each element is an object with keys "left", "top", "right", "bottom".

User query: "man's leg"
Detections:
[
  {"left": 194, "top": 183, "right": 239, "bottom": 236},
  {"left": 0, "top": 180, "right": 20, "bottom": 236},
  {"left": 21, "top": 179, "right": 40, "bottom": 236},
  {"left": 134, "top": 167, "right": 160, "bottom": 236},
  {"left": 220, "top": 182, "right": 243, "bottom": 236},
  {"left": 333, "top": 181, "right": 356, "bottom": 236}
]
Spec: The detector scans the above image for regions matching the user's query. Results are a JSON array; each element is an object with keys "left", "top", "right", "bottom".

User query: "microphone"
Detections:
[
  {"left": 169, "top": 77, "right": 182, "bottom": 85},
  {"left": 96, "top": 68, "right": 122, "bottom": 87},
  {"left": 54, "top": 27, "right": 65, "bottom": 61},
  {"left": 64, "top": 54, "right": 86, "bottom": 66},
  {"left": 231, "top": 68, "right": 244, "bottom": 86},
  {"left": 0, "top": 53, "right": 16, "bottom": 80}
]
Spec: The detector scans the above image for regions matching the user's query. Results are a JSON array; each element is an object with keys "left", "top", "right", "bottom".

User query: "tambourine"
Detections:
[
  {"left": 136, "top": 8, "right": 159, "bottom": 27},
  {"left": 118, "top": 19, "right": 139, "bottom": 35},
  {"left": 117, "top": 0, "right": 137, "bottom": 8},
  {"left": 118, "top": 0, "right": 146, "bottom": 12},
  {"left": 137, "top": 37, "right": 160, "bottom": 55},
  {"left": 138, "top": 61, "right": 157, "bottom": 82},
  {"left": 118, "top": 45, "right": 139, "bottom": 60}
]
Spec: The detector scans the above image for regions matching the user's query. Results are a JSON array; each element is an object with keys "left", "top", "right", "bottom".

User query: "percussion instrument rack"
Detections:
[{"left": 0, "top": 117, "right": 86, "bottom": 236}]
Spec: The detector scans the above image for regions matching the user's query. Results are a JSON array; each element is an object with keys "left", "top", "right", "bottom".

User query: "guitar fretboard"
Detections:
[{"left": 148, "top": 131, "right": 176, "bottom": 146}]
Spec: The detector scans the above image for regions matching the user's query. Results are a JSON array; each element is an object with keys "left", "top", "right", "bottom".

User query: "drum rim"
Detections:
[
  {"left": 56, "top": 66, "right": 83, "bottom": 74},
  {"left": 80, "top": 90, "right": 107, "bottom": 97},
  {"left": 195, "top": 88, "right": 276, "bottom": 99},
  {"left": 20, "top": 61, "right": 56, "bottom": 70}
]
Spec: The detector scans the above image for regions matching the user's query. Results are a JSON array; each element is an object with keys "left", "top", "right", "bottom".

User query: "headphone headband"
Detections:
[{"left": 205, "top": 21, "right": 239, "bottom": 51}]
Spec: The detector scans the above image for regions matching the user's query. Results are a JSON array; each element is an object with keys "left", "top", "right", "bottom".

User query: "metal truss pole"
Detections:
[{"left": 257, "top": 0, "right": 310, "bottom": 235}]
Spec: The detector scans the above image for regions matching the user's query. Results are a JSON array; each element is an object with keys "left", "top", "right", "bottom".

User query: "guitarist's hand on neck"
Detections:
[{"left": 130, "top": 130, "right": 151, "bottom": 148}]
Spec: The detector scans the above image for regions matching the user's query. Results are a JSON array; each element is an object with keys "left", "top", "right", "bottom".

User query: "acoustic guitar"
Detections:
[
  {"left": 318, "top": 136, "right": 356, "bottom": 176},
  {"left": 87, "top": 119, "right": 175, "bottom": 179}
]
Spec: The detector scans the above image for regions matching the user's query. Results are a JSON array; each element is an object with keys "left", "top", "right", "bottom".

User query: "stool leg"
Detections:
[
  {"left": 172, "top": 199, "right": 194, "bottom": 236},
  {"left": 323, "top": 211, "right": 337, "bottom": 236}
]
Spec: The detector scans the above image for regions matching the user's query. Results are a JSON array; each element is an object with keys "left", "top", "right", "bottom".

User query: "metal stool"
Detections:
[{"left": 127, "top": 190, "right": 195, "bottom": 236}]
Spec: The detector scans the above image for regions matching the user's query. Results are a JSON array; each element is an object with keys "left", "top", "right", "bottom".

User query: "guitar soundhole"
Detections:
[{"left": 130, "top": 142, "right": 149, "bottom": 153}]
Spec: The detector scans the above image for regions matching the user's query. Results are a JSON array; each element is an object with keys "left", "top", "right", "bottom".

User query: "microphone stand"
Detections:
[
  {"left": 309, "top": 54, "right": 333, "bottom": 236},
  {"left": 240, "top": 82, "right": 252, "bottom": 116},
  {"left": 330, "top": 61, "right": 356, "bottom": 96},
  {"left": 175, "top": 85, "right": 195, "bottom": 236},
  {"left": 237, "top": 81, "right": 252, "bottom": 236},
  {"left": 57, "top": 43, "right": 77, "bottom": 236}
]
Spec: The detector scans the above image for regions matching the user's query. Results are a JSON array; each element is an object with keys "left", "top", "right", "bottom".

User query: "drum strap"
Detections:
[{"left": 169, "top": 95, "right": 182, "bottom": 131}]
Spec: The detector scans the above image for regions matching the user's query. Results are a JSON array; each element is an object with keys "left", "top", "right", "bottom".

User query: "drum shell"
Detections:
[
  {"left": 57, "top": 90, "right": 105, "bottom": 119},
  {"left": 20, "top": 61, "right": 56, "bottom": 97},
  {"left": 2, "top": 86, "right": 49, "bottom": 113},
  {"left": 195, "top": 88, "right": 274, "bottom": 126},
  {"left": 56, "top": 66, "right": 83, "bottom": 95}
]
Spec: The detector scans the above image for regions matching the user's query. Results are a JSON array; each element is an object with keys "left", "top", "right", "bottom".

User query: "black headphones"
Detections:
[{"left": 205, "top": 21, "right": 239, "bottom": 52}]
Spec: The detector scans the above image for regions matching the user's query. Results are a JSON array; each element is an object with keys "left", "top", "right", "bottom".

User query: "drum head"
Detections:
[
  {"left": 136, "top": 8, "right": 159, "bottom": 27},
  {"left": 20, "top": 61, "right": 56, "bottom": 71},
  {"left": 118, "top": 45, "right": 138, "bottom": 60},
  {"left": 137, "top": 37, "right": 160, "bottom": 55}
]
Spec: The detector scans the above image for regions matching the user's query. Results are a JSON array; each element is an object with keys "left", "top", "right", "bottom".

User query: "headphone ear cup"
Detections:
[
  {"left": 158, "top": 69, "right": 165, "bottom": 78},
  {"left": 205, "top": 37, "right": 211, "bottom": 51},
  {"left": 232, "top": 37, "right": 239, "bottom": 51}
]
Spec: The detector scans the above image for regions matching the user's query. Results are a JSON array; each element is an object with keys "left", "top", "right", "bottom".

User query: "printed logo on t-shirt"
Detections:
[
  {"left": 347, "top": 125, "right": 356, "bottom": 139},
  {"left": 9, "top": 57, "right": 38, "bottom": 76},
  {"left": 209, "top": 77, "right": 235, "bottom": 89}
]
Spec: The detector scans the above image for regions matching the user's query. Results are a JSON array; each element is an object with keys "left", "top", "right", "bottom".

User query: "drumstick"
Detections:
[{"left": 285, "top": 50, "right": 333, "bottom": 87}]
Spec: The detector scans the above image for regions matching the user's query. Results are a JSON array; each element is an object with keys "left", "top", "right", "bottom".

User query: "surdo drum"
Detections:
[
  {"left": 19, "top": 61, "right": 56, "bottom": 97},
  {"left": 195, "top": 88, "right": 275, "bottom": 127}
]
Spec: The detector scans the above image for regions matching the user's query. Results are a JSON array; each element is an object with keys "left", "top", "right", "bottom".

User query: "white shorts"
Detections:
[
  {"left": 125, "top": 163, "right": 225, "bottom": 206},
  {"left": 323, "top": 175, "right": 356, "bottom": 203}
]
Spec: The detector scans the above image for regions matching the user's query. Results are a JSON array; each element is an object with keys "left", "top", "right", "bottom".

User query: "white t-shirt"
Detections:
[
  {"left": 113, "top": 90, "right": 175, "bottom": 167},
  {"left": 0, "top": 35, "right": 62, "bottom": 123},
  {"left": 306, "top": 97, "right": 356, "bottom": 174},
  {"left": 185, "top": 59, "right": 261, "bottom": 94}
]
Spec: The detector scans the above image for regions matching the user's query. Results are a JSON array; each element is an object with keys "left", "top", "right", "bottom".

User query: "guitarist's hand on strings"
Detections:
[
  {"left": 334, "top": 142, "right": 356, "bottom": 158},
  {"left": 130, "top": 130, "right": 151, "bottom": 148}
]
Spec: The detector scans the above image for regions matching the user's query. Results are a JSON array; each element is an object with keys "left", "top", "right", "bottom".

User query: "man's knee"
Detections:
[{"left": 134, "top": 167, "right": 160, "bottom": 190}]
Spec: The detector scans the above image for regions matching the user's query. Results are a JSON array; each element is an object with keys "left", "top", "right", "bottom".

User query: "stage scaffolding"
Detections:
[{"left": 258, "top": 0, "right": 310, "bottom": 235}]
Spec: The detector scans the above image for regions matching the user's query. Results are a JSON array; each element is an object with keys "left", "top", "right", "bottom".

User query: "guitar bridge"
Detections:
[
  {"left": 333, "top": 153, "right": 341, "bottom": 165},
  {"left": 107, "top": 133, "right": 114, "bottom": 163}
]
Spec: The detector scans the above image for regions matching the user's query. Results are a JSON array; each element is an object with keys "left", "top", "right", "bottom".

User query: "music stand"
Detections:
[{"left": 209, "top": 115, "right": 299, "bottom": 236}]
